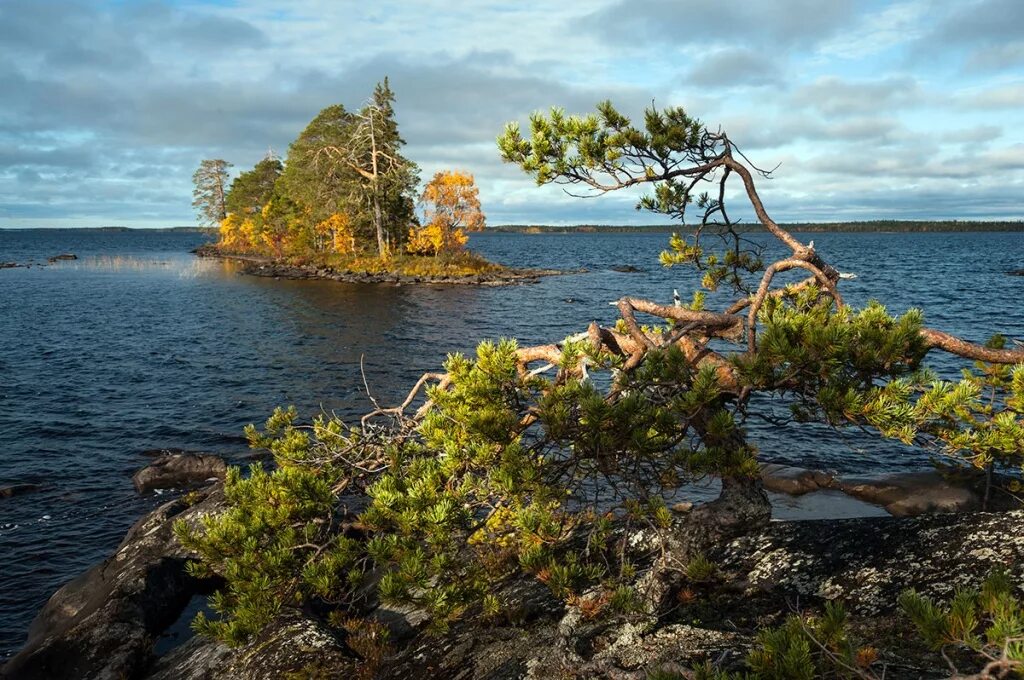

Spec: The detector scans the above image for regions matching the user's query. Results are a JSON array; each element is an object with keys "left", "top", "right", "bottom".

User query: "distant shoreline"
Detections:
[
  {"left": 488, "top": 220, "right": 1024, "bottom": 234},
  {"left": 2, "top": 220, "right": 1022, "bottom": 233}
]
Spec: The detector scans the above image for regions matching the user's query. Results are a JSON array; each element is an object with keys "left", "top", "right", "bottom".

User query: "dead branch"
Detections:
[{"left": 921, "top": 329, "right": 1024, "bottom": 364}]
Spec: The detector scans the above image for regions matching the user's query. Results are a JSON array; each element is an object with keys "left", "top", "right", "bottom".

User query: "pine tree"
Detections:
[
  {"left": 224, "top": 152, "right": 283, "bottom": 217},
  {"left": 191, "top": 159, "right": 232, "bottom": 226}
]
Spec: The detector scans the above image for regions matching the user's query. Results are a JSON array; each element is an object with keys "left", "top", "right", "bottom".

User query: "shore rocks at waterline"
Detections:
[
  {"left": 759, "top": 463, "right": 1021, "bottom": 516},
  {"left": 236, "top": 259, "right": 567, "bottom": 286},
  {"left": 0, "top": 483, "right": 43, "bottom": 499},
  {"left": 147, "top": 508, "right": 1024, "bottom": 679},
  {"left": 193, "top": 246, "right": 574, "bottom": 286},
  {"left": 1, "top": 485, "right": 225, "bottom": 680},
  {"left": 7, "top": 471, "right": 1024, "bottom": 679},
  {"left": 47, "top": 254, "right": 77, "bottom": 263},
  {"left": 132, "top": 452, "right": 227, "bottom": 494}
]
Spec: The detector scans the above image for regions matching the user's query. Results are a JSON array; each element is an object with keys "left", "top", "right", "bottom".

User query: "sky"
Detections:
[{"left": 1, "top": 0, "right": 1022, "bottom": 228}]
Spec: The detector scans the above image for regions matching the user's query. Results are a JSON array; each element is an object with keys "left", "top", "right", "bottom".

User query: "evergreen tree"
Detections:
[
  {"left": 316, "top": 78, "right": 419, "bottom": 257},
  {"left": 191, "top": 159, "right": 232, "bottom": 226},
  {"left": 275, "top": 104, "right": 358, "bottom": 228},
  {"left": 224, "top": 153, "right": 283, "bottom": 217}
]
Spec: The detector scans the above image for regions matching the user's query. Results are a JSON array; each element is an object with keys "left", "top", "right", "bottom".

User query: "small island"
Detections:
[{"left": 191, "top": 80, "right": 560, "bottom": 286}]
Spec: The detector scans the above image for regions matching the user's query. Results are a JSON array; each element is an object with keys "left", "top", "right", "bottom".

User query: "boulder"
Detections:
[
  {"left": 837, "top": 470, "right": 980, "bottom": 516},
  {"left": 1, "top": 485, "right": 224, "bottom": 680},
  {"left": 378, "top": 509, "right": 1024, "bottom": 679},
  {"left": 10, "top": 475, "right": 1024, "bottom": 679},
  {"left": 144, "top": 610, "right": 358, "bottom": 680},
  {"left": 611, "top": 265, "right": 643, "bottom": 273},
  {"left": 718, "top": 509, "right": 1024, "bottom": 617},
  {"left": 133, "top": 452, "right": 226, "bottom": 494},
  {"left": 0, "top": 483, "right": 42, "bottom": 499},
  {"left": 47, "top": 254, "right": 77, "bottom": 263},
  {"left": 759, "top": 463, "right": 836, "bottom": 495},
  {"left": 759, "top": 464, "right": 1021, "bottom": 516}
]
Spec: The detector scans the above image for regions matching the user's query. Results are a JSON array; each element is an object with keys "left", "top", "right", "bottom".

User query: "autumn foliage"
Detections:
[
  {"left": 202, "top": 88, "right": 492, "bottom": 267},
  {"left": 407, "top": 171, "right": 486, "bottom": 256}
]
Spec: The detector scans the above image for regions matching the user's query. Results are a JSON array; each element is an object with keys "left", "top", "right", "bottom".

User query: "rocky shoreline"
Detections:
[
  {"left": 5, "top": 463, "right": 1023, "bottom": 679},
  {"left": 193, "top": 244, "right": 574, "bottom": 286}
]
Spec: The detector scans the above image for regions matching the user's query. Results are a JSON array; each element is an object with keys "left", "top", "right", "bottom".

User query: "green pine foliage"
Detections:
[
  {"left": 900, "top": 569, "right": 1024, "bottom": 663},
  {"left": 180, "top": 335, "right": 759, "bottom": 643},
  {"left": 180, "top": 96, "right": 1024, "bottom": 668}
]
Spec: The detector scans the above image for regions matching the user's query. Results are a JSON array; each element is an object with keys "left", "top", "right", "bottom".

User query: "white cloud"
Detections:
[{"left": 0, "top": 0, "right": 1022, "bottom": 226}]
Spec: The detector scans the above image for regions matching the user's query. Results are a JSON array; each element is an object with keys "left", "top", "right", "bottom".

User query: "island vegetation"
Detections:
[
  {"left": 170, "top": 97, "right": 1024, "bottom": 678},
  {"left": 191, "top": 80, "right": 502, "bottom": 281}
]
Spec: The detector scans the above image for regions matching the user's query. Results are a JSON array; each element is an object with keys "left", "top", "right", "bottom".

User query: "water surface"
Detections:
[{"left": 1, "top": 228, "right": 1021, "bottom": 655}]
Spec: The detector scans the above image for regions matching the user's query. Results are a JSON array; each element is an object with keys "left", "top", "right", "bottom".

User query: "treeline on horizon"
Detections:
[
  {"left": 8, "top": 220, "right": 1022, "bottom": 234},
  {"left": 488, "top": 219, "right": 1024, "bottom": 233}
]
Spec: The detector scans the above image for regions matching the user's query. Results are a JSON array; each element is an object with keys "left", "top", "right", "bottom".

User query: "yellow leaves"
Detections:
[
  {"left": 315, "top": 213, "right": 356, "bottom": 255},
  {"left": 409, "top": 170, "right": 485, "bottom": 256},
  {"left": 217, "top": 214, "right": 262, "bottom": 253},
  {"left": 218, "top": 214, "right": 244, "bottom": 250}
]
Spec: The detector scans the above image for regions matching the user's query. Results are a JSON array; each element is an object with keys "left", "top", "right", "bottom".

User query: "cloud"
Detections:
[
  {"left": 586, "top": 0, "right": 855, "bottom": 50},
  {"left": 0, "top": 0, "right": 1021, "bottom": 226},
  {"left": 957, "top": 84, "right": 1024, "bottom": 109},
  {"left": 685, "top": 49, "right": 782, "bottom": 87},
  {"left": 918, "top": 0, "right": 1024, "bottom": 73},
  {"left": 792, "top": 76, "right": 925, "bottom": 117}
]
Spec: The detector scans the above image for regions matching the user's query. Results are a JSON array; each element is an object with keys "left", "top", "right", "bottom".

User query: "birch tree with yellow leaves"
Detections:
[{"left": 407, "top": 170, "right": 486, "bottom": 256}]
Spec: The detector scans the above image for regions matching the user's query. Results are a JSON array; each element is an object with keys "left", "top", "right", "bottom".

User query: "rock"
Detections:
[
  {"left": 718, "top": 509, "right": 1024, "bottom": 617},
  {"left": 133, "top": 452, "right": 227, "bottom": 494},
  {"left": 759, "top": 465, "right": 1021, "bottom": 516},
  {"left": 611, "top": 265, "right": 643, "bottom": 273},
  {"left": 46, "top": 254, "right": 77, "bottom": 263},
  {"left": 759, "top": 463, "right": 836, "bottom": 495},
  {"left": 837, "top": 470, "right": 979, "bottom": 516},
  {"left": 0, "top": 483, "right": 42, "bottom": 499},
  {"left": 1008, "top": 268, "right": 1024, "bottom": 276},
  {"left": 144, "top": 610, "right": 358, "bottom": 680},
  {"left": 1, "top": 486, "right": 225, "bottom": 680},
  {"left": 11, "top": 473, "right": 1024, "bottom": 679},
  {"left": 1, "top": 262, "right": 20, "bottom": 269}
]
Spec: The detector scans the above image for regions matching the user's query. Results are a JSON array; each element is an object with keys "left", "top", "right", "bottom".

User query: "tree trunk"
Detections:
[{"left": 373, "top": 192, "right": 385, "bottom": 257}]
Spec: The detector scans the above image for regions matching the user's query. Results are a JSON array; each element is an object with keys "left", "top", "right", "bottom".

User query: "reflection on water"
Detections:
[{"left": 54, "top": 254, "right": 228, "bottom": 279}]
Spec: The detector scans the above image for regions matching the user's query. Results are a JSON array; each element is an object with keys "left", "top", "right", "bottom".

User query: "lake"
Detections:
[{"left": 1, "top": 228, "right": 1022, "bottom": 656}]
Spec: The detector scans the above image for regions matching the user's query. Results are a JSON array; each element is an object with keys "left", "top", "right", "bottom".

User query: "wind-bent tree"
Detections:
[
  {"left": 191, "top": 159, "right": 232, "bottom": 226},
  {"left": 407, "top": 170, "right": 486, "bottom": 255},
  {"left": 179, "top": 100, "right": 1024, "bottom": 648},
  {"left": 315, "top": 78, "right": 419, "bottom": 258}
]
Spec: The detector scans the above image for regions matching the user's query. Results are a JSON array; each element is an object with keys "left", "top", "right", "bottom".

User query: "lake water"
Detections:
[{"left": 1, "top": 228, "right": 1022, "bottom": 656}]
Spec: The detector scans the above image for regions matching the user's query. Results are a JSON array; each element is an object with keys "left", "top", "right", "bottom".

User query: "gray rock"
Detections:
[
  {"left": 760, "top": 463, "right": 836, "bottom": 495},
  {"left": 718, "top": 509, "right": 1024, "bottom": 617},
  {"left": 145, "top": 610, "right": 358, "bottom": 680},
  {"left": 1, "top": 486, "right": 224, "bottom": 680},
  {"left": 133, "top": 452, "right": 227, "bottom": 494},
  {"left": 0, "top": 483, "right": 42, "bottom": 499},
  {"left": 837, "top": 470, "right": 979, "bottom": 516}
]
